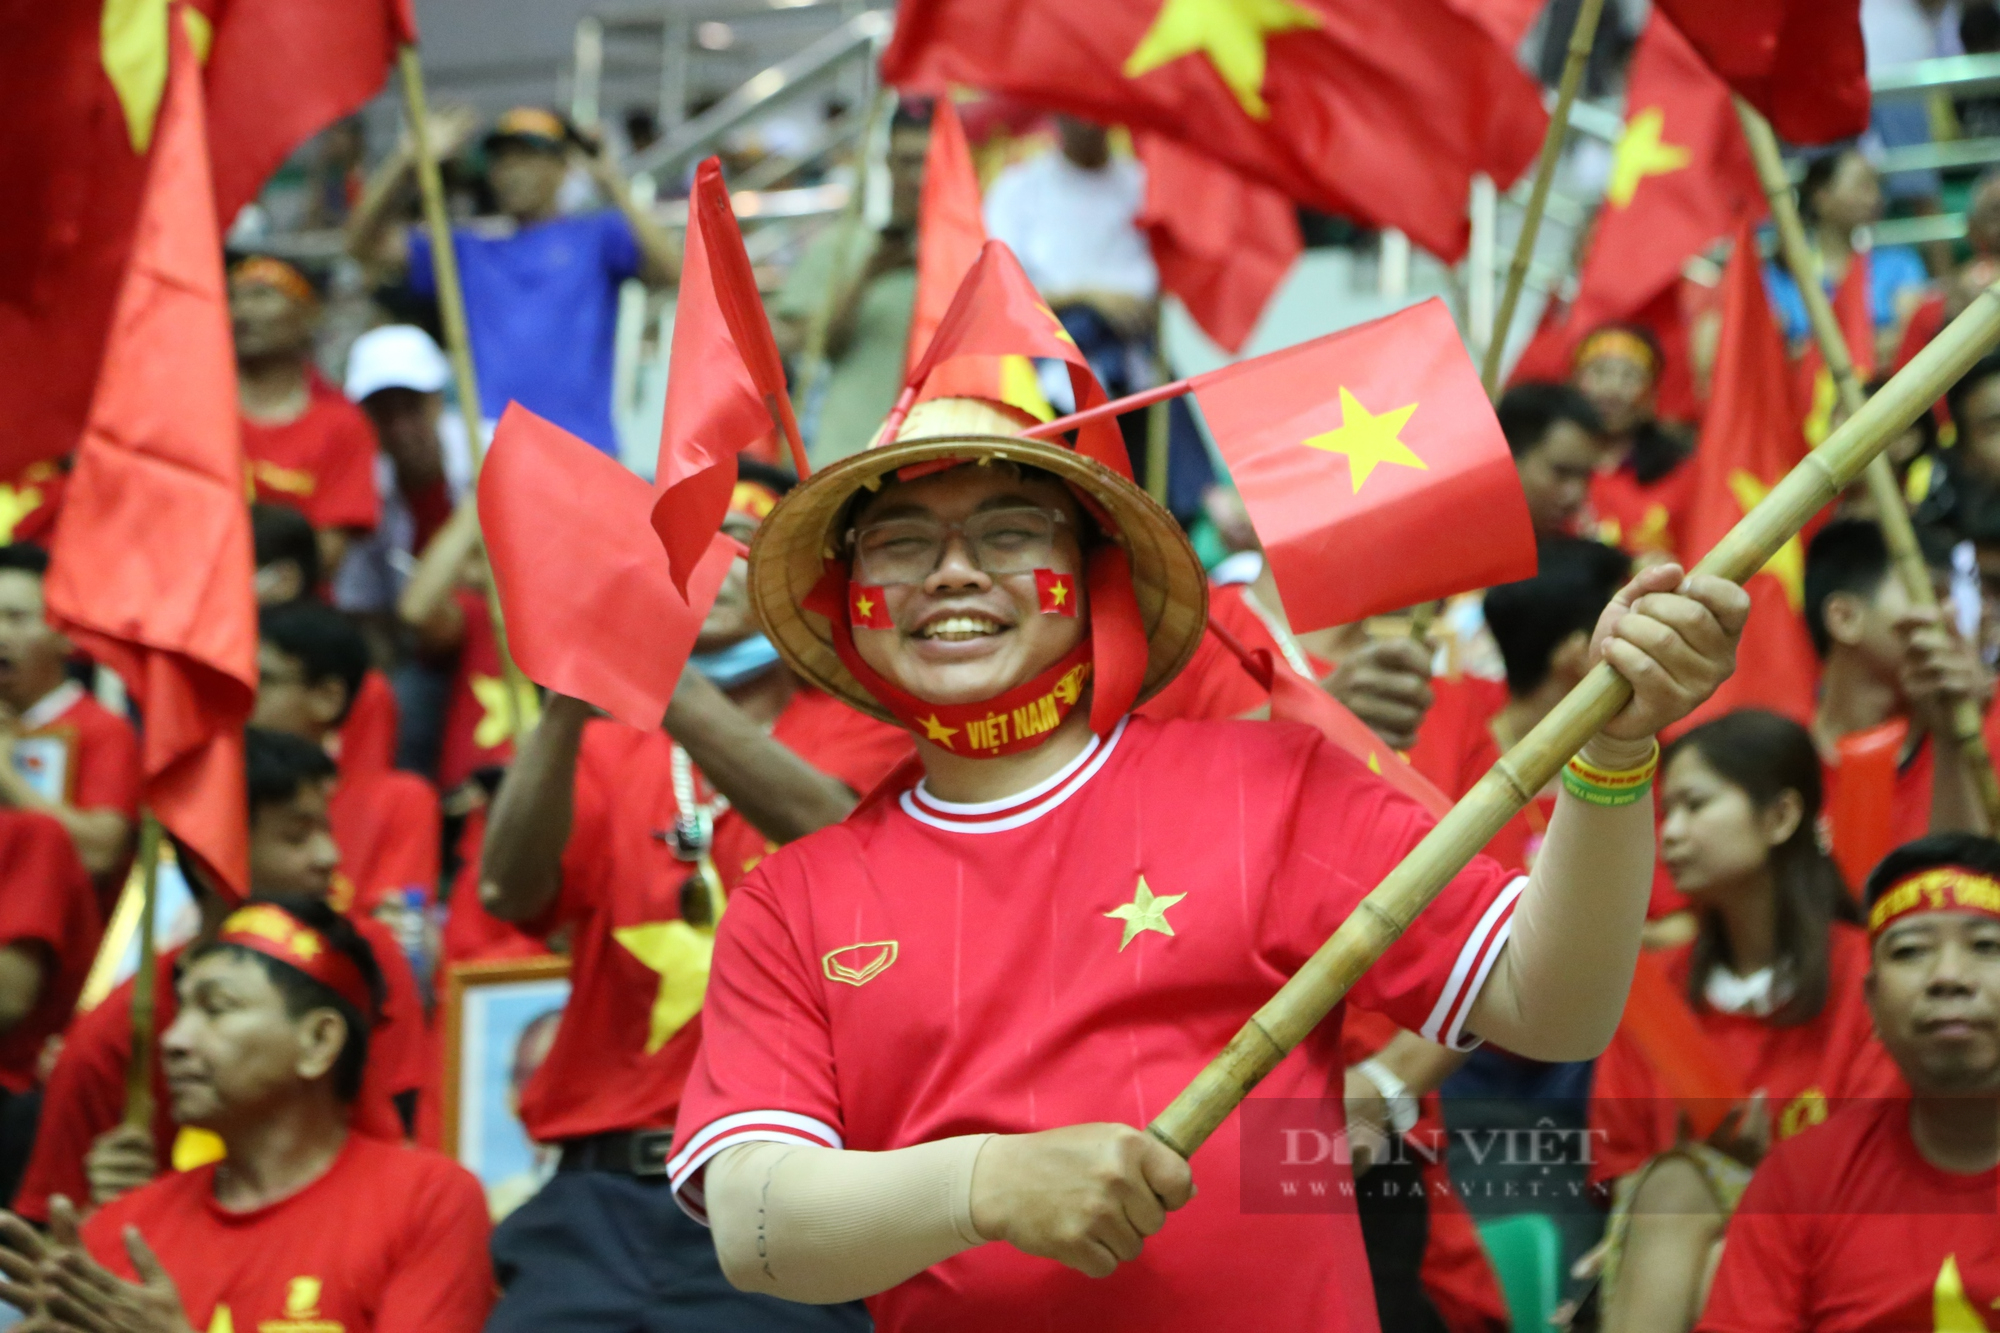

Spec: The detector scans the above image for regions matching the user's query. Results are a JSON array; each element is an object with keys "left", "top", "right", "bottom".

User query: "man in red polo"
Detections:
[{"left": 670, "top": 394, "right": 1748, "bottom": 1331}]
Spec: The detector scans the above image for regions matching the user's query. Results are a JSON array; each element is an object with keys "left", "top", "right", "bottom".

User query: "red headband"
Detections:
[
  {"left": 216, "top": 904, "right": 375, "bottom": 1020},
  {"left": 229, "top": 256, "right": 317, "bottom": 307},
  {"left": 1869, "top": 866, "right": 2000, "bottom": 937}
]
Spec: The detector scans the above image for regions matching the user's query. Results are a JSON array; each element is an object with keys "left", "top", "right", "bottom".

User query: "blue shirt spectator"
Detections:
[{"left": 1762, "top": 244, "right": 1931, "bottom": 346}]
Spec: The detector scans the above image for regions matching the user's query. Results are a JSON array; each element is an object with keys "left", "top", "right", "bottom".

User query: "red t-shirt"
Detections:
[
  {"left": 241, "top": 374, "right": 381, "bottom": 532},
  {"left": 82, "top": 1134, "right": 493, "bottom": 1333},
  {"left": 440, "top": 812, "right": 548, "bottom": 970},
  {"left": 436, "top": 589, "right": 514, "bottom": 792},
  {"left": 0, "top": 811, "right": 103, "bottom": 1092},
  {"left": 337, "top": 670, "right": 400, "bottom": 785},
  {"left": 19, "top": 682, "right": 141, "bottom": 820},
  {"left": 671, "top": 715, "right": 1525, "bottom": 1333},
  {"left": 1697, "top": 1098, "right": 2000, "bottom": 1333},
  {"left": 1587, "top": 461, "right": 1691, "bottom": 560},
  {"left": 1587, "top": 923, "right": 1901, "bottom": 1186},
  {"left": 0, "top": 458, "right": 66, "bottom": 546},
  {"left": 14, "top": 914, "right": 428, "bottom": 1223},
  {"left": 1137, "top": 583, "right": 1286, "bottom": 723},
  {"left": 515, "top": 687, "right": 913, "bottom": 1144},
  {"left": 328, "top": 770, "right": 441, "bottom": 915}
]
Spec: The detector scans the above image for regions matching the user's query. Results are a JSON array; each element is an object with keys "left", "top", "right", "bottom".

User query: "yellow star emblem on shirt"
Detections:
[
  {"left": 471, "top": 673, "right": 544, "bottom": 749},
  {"left": 1304, "top": 387, "right": 1426, "bottom": 494},
  {"left": 1726, "top": 470, "right": 1804, "bottom": 611},
  {"left": 1606, "top": 106, "right": 1691, "bottom": 209},
  {"left": 1105, "top": 875, "right": 1187, "bottom": 951},
  {"left": 1124, "top": 0, "right": 1323, "bottom": 120},
  {"left": 613, "top": 921, "right": 714, "bottom": 1054},
  {"left": 919, "top": 713, "right": 959, "bottom": 748}
]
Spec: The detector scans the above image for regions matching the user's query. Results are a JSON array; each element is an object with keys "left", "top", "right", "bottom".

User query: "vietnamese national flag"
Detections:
[
  {"left": 46, "top": 24, "right": 256, "bottom": 901},
  {"left": 651, "top": 157, "right": 790, "bottom": 597},
  {"left": 1195, "top": 298, "right": 1536, "bottom": 632},
  {"left": 483, "top": 404, "right": 735, "bottom": 730},
  {"left": 1794, "top": 256, "right": 1876, "bottom": 449},
  {"left": 880, "top": 0, "right": 1548, "bottom": 262},
  {"left": 1135, "top": 133, "right": 1301, "bottom": 354},
  {"left": 1673, "top": 223, "right": 1824, "bottom": 732},
  {"left": 850, "top": 584, "right": 895, "bottom": 630},
  {"left": 1655, "top": 0, "right": 1869, "bottom": 146},
  {"left": 1034, "top": 569, "right": 1079, "bottom": 617}
]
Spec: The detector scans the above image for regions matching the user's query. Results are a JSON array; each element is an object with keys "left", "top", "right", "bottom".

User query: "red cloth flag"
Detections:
[
  {"left": 850, "top": 584, "right": 895, "bottom": 630},
  {"left": 651, "top": 158, "right": 789, "bottom": 597},
  {"left": 1827, "top": 720, "right": 1904, "bottom": 890},
  {"left": 1674, "top": 223, "right": 1823, "bottom": 731},
  {"left": 1194, "top": 298, "right": 1536, "bottom": 632},
  {"left": 482, "top": 404, "right": 735, "bottom": 731},
  {"left": 880, "top": 0, "right": 1548, "bottom": 262},
  {"left": 46, "top": 26, "right": 256, "bottom": 900},
  {"left": 1034, "top": 569, "right": 1079, "bottom": 617},
  {"left": 1793, "top": 255, "right": 1876, "bottom": 448},
  {"left": 1614, "top": 949, "right": 1748, "bottom": 1139},
  {"left": 1134, "top": 133, "right": 1301, "bottom": 354},
  {"left": 1655, "top": 0, "right": 1869, "bottom": 145}
]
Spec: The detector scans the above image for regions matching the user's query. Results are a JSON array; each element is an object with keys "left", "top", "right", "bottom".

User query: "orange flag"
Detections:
[
  {"left": 46, "top": 24, "right": 256, "bottom": 900},
  {"left": 1135, "top": 133, "right": 1301, "bottom": 355},
  {"left": 651, "top": 157, "right": 795, "bottom": 597},
  {"left": 484, "top": 405, "right": 734, "bottom": 730},
  {"left": 1674, "top": 223, "right": 1824, "bottom": 731},
  {"left": 1194, "top": 298, "right": 1536, "bottom": 632}
]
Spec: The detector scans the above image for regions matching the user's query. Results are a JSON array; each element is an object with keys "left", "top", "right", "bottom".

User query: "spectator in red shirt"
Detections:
[
  {"left": 0, "top": 543, "right": 140, "bottom": 892},
  {"left": 231, "top": 256, "right": 380, "bottom": 578},
  {"left": 251, "top": 503, "right": 322, "bottom": 611},
  {"left": 1498, "top": 383, "right": 1614, "bottom": 540},
  {"left": 1697, "top": 832, "right": 2000, "bottom": 1332},
  {"left": 0, "top": 896, "right": 492, "bottom": 1333},
  {"left": 1574, "top": 324, "right": 1695, "bottom": 563}
]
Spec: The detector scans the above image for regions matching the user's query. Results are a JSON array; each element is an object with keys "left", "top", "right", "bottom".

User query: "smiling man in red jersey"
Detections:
[{"left": 666, "top": 392, "right": 1748, "bottom": 1332}]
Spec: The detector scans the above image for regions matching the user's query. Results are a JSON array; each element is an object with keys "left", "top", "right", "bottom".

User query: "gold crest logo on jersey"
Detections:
[
  {"left": 822, "top": 941, "right": 898, "bottom": 987},
  {"left": 255, "top": 1274, "right": 342, "bottom": 1332}
]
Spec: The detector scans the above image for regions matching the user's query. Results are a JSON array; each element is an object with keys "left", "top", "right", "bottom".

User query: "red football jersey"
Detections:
[
  {"left": 515, "top": 687, "right": 913, "bottom": 1143},
  {"left": 436, "top": 589, "right": 514, "bottom": 792},
  {"left": 1588, "top": 923, "right": 1901, "bottom": 1185},
  {"left": 1587, "top": 460, "right": 1691, "bottom": 559},
  {"left": 241, "top": 374, "right": 381, "bottom": 533},
  {"left": 671, "top": 715, "right": 1525, "bottom": 1333},
  {"left": 1697, "top": 1098, "right": 2000, "bottom": 1333},
  {"left": 336, "top": 670, "right": 400, "bottom": 784},
  {"left": 0, "top": 812, "right": 102, "bottom": 1092},
  {"left": 14, "top": 915, "right": 427, "bottom": 1223},
  {"left": 19, "top": 681, "right": 141, "bottom": 820},
  {"left": 328, "top": 771, "right": 441, "bottom": 915},
  {"left": 82, "top": 1135, "right": 492, "bottom": 1333}
]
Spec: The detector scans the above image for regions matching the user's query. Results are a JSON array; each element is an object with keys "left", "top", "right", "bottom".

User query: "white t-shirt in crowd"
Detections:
[{"left": 983, "top": 150, "right": 1158, "bottom": 302}]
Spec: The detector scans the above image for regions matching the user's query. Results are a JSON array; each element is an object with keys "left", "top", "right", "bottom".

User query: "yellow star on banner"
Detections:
[
  {"left": 1726, "top": 471, "right": 1805, "bottom": 610},
  {"left": 1034, "top": 301, "right": 1078, "bottom": 345},
  {"left": 854, "top": 592, "right": 876, "bottom": 621},
  {"left": 1000, "top": 354, "right": 1056, "bottom": 420},
  {"left": 471, "top": 673, "right": 544, "bottom": 749},
  {"left": 1124, "top": 0, "right": 1322, "bottom": 120},
  {"left": 1607, "top": 107, "right": 1691, "bottom": 208},
  {"left": 0, "top": 486, "right": 43, "bottom": 545},
  {"left": 1304, "top": 387, "right": 1425, "bottom": 494},
  {"left": 207, "top": 1307, "right": 235, "bottom": 1333},
  {"left": 919, "top": 713, "right": 959, "bottom": 748},
  {"left": 1104, "top": 875, "right": 1187, "bottom": 951},
  {"left": 101, "top": 0, "right": 214, "bottom": 154},
  {"left": 1933, "top": 1254, "right": 1990, "bottom": 1331},
  {"left": 613, "top": 921, "right": 714, "bottom": 1054},
  {"left": 1802, "top": 366, "right": 1837, "bottom": 447}
]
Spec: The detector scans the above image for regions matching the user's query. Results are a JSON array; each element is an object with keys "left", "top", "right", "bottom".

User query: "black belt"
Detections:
[{"left": 557, "top": 1129, "right": 675, "bottom": 1177}]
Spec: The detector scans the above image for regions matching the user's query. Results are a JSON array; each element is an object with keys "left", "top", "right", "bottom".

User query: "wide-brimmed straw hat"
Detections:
[{"left": 747, "top": 397, "right": 1208, "bottom": 724}]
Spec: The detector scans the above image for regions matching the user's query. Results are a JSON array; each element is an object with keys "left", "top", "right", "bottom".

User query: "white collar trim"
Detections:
[
  {"left": 901, "top": 717, "right": 1129, "bottom": 834},
  {"left": 21, "top": 680, "right": 84, "bottom": 732}
]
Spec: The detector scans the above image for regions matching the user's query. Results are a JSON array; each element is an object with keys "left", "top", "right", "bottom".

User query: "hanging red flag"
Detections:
[
  {"left": 651, "top": 157, "right": 794, "bottom": 597},
  {"left": 880, "top": 0, "right": 1547, "bottom": 262},
  {"left": 1673, "top": 223, "right": 1824, "bottom": 732},
  {"left": 1134, "top": 133, "right": 1300, "bottom": 354},
  {"left": 1194, "top": 298, "right": 1536, "bottom": 632},
  {"left": 46, "top": 24, "right": 256, "bottom": 900},
  {"left": 483, "top": 404, "right": 735, "bottom": 731},
  {"left": 1655, "top": 0, "right": 1868, "bottom": 146}
]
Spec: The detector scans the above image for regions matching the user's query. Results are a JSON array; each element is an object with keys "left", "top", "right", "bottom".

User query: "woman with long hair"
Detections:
[{"left": 1588, "top": 710, "right": 1901, "bottom": 1333}]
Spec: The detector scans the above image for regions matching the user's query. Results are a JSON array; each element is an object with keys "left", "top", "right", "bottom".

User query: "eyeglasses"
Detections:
[{"left": 847, "top": 506, "right": 1069, "bottom": 587}]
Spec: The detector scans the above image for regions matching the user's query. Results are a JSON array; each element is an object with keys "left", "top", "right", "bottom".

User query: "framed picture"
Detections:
[{"left": 442, "top": 956, "right": 571, "bottom": 1220}]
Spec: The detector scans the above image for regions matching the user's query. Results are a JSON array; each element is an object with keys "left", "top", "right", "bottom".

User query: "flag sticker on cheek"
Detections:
[
  {"left": 1034, "top": 569, "right": 1078, "bottom": 617},
  {"left": 850, "top": 584, "right": 895, "bottom": 629}
]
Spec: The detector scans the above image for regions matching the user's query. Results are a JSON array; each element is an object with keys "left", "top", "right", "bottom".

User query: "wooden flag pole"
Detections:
[
  {"left": 1735, "top": 97, "right": 2000, "bottom": 830},
  {"left": 1149, "top": 273, "right": 2000, "bottom": 1158},
  {"left": 123, "top": 814, "right": 163, "bottom": 1128},
  {"left": 1478, "top": 0, "right": 1607, "bottom": 397}
]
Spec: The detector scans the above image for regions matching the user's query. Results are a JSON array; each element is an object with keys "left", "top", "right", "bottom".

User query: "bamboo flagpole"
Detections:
[
  {"left": 1734, "top": 97, "right": 2000, "bottom": 829},
  {"left": 123, "top": 815, "right": 163, "bottom": 1127},
  {"left": 1148, "top": 273, "right": 2000, "bottom": 1158},
  {"left": 1478, "top": 0, "right": 1607, "bottom": 397}
]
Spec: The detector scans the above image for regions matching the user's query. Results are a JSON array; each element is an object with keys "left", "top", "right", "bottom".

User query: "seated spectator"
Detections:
[
  {"left": 1573, "top": 325, "right": 1694, "bottom": 562},
  {"left": 251, "top": 503, "right": 322, "bottom": 609},
  {"left": 231, "top": 257, "right": 380, "bottom": 578},
  {"left": 0, "top": 543, "right": 140, "bottom": 896},
  {"left": 1696, "top": 832, "right": 2000, "bottom": 1331},
  {"left": 1497, "top": 382, "right": 1613, "bottom": 539},
  {"left": 1591, "top": 710, "right": 1901, "bottom": 1333},
  {"left": 255, "top": 602, "right": 441, "bottom": 919},
  {"left": 0, "top": 896, "right": 492, "bottom": 1333},
  {"left": 12, "top": 729, "right": 429, "bottom": 1225}
]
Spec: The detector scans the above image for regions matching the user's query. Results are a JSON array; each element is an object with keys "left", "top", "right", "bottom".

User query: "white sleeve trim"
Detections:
[
  {"left": 1418, "top": 874, "right": 1526, "bottom": 1052},
  {"left": 668, "top": 1110, "right": 844, "bottom": 1225}
]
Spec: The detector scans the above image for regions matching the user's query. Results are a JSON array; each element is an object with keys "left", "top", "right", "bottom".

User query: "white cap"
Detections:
[{"left": 344, "top": 325, "right": 451, "bottom": 401}]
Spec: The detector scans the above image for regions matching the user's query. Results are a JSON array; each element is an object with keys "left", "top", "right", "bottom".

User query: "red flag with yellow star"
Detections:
[
  {"left": 879, "top": 0, "right": 1547, "bottom": 262},
  {"left": 1655, "top": 0, "right": 1867, "bottom": 146},
  {"left": 1134, "top": 132, "right": 1300, "bottom": 354},
  {"left": 1193, "top": 298, "right": 1536, "bottom": 632},
  {"left": 1674, "top": 223, "right": 1822, "bottom": 731}
]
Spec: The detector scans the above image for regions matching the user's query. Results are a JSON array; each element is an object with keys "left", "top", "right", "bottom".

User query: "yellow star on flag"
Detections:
[
  {"left": 1049, "top": 581, "right": 1069, "bottom": 607},
  {"left": 1034, "top": 301, "right": 1078, "bottom": 345},
  {"left": 1104, "top": 875, "right": 1187, "bottom": 951},
  {"left": 1304, "top": 387, "right": 1426, "bottom": 494},
  {"left": 1726, "top": 471, "right": 1805, "bottom": 610},
  {"left": 1124, "top": 0, "right": 1323, "bottom": 120},
  {"left": 1932, "top": 1254, "right": 1989, "bottom": 1331},
  {"left": 919, "top": 714, "right": 959, "bottom": 748},
  {"left": 0, "top": 486, "right": 43, "bottom": 545},
  {"left": 854, "top": 592, "right": 877, "bottom": 620},
  {"left": 471, "top": 673, "right": 544, "bottom": 750},
  {"left": 1606, "top": 107, "right": 1691, "bottom": 209},
  {"left": 101, "top": 0, "right": 214, "bottom": 153},
  {"left": 613, "top": 921, "right": 714, "bottom": 1054}
]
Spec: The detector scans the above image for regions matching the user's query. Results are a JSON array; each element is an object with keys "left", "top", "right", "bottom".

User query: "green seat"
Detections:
[{"left": 1476, "top": 1213, "right": 1563, "bottom": 1332}]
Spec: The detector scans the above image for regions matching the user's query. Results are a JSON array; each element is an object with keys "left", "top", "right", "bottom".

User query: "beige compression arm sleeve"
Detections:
[{"left": 704, "top": 1135, "right": 993, "bottom": 1304}]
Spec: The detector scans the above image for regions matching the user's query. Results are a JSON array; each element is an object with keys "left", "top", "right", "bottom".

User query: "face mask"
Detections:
[{"left": 689, "top": 634, "right": 781, "bottom": 690}]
